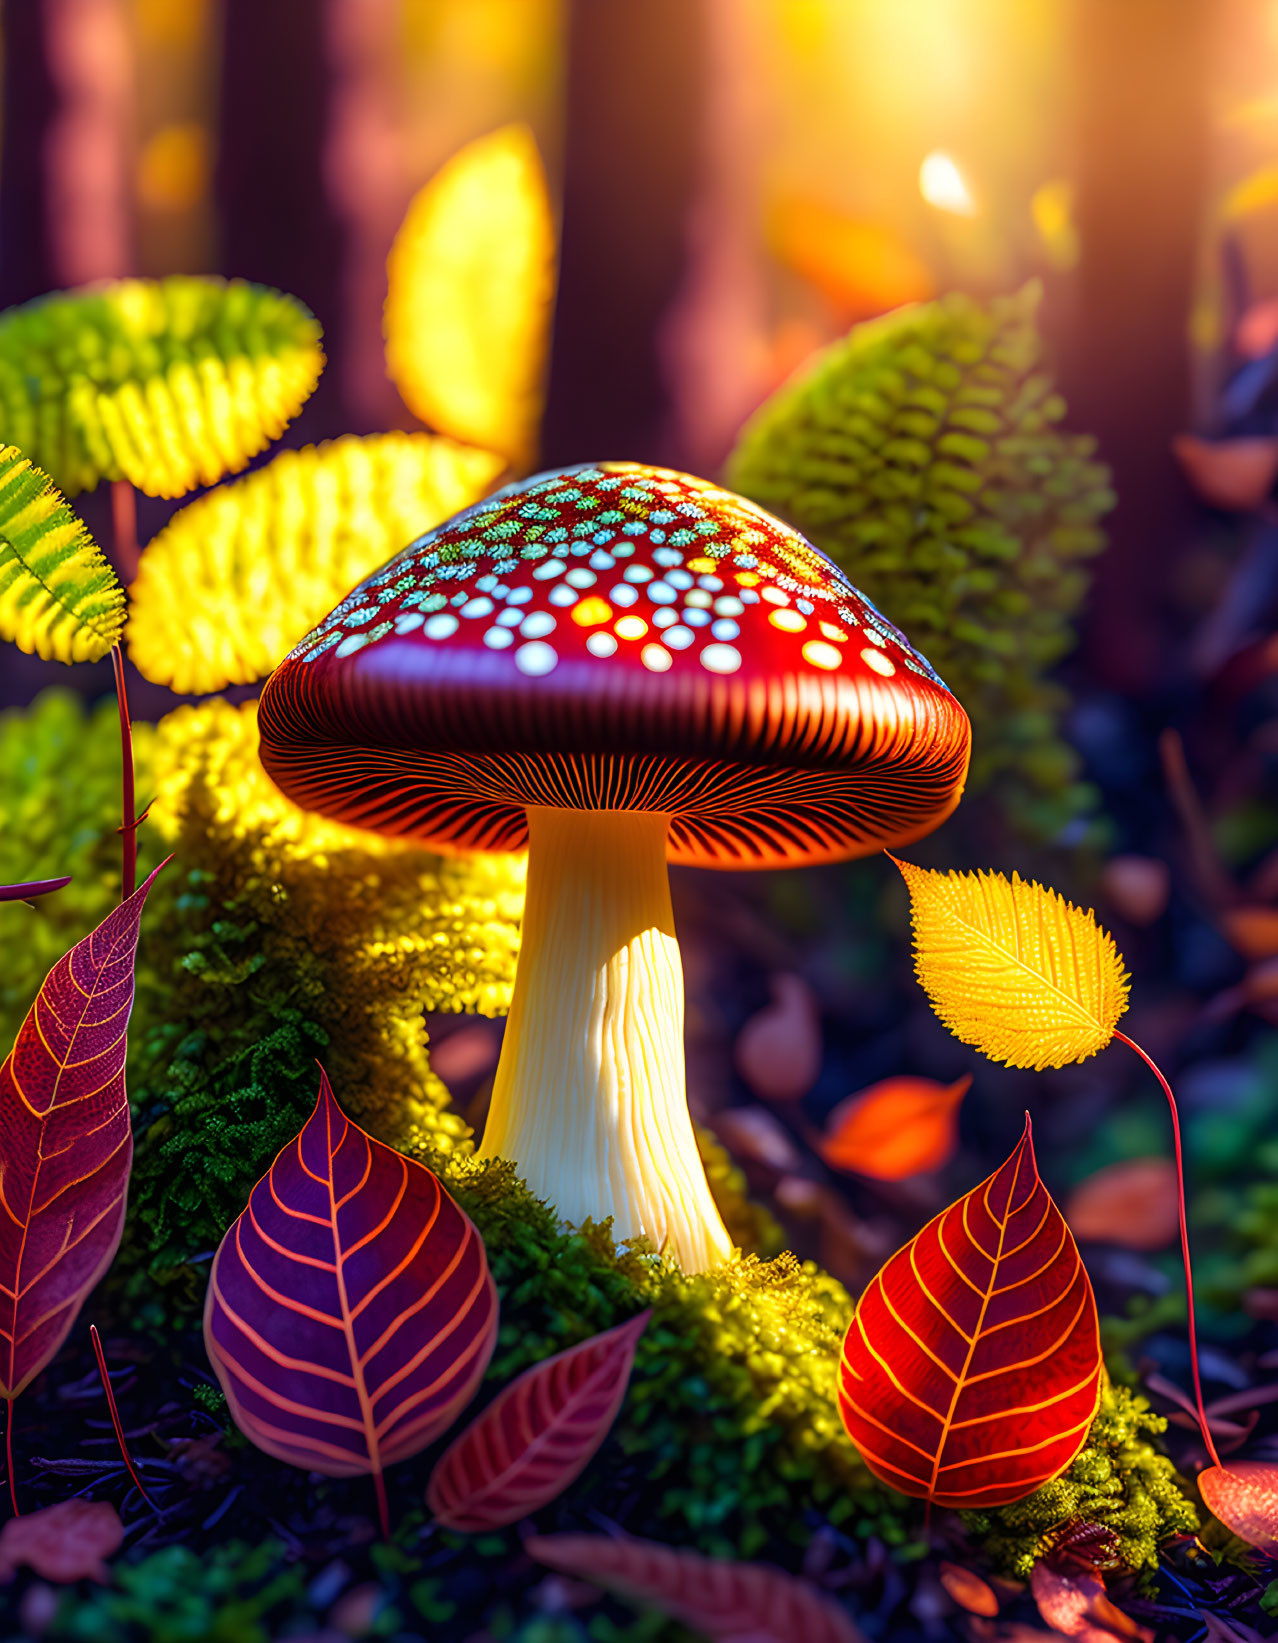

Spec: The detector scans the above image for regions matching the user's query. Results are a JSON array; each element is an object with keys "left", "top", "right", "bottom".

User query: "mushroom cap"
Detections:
[{"left": 258, "top": 463, "right": 970, "bottom": 868}]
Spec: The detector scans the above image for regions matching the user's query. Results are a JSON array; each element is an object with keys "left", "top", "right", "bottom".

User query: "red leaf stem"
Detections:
[
  {"left": 1112, "top": 1031, "right": 1221, "bottom": 1468},
  {"left": 89, "top": 1325, "right": 155, "bottom": 1509}
]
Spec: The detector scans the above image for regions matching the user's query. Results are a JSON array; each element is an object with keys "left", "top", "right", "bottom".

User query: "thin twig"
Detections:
[
  {"left": 89, "top": 1326, "right": 156, "bottom": 1509},
  {"left": 110, "top": 646, "right": 137, "bottom": 901},
  {"left": 1114, "top": 1031, "right": 1222, "bottom": 1469},
  {"left": 1158, "top": 729, "right": 1236, "bottom": 910}
]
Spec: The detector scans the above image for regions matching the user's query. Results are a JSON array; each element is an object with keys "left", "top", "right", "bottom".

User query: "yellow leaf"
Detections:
[
  {"left": 0, "top": 278, "right": 323, "bottom": 498},
  {"left": 127, "top": 432, "right": 503, "bottom": 694},
  {"left": 0, "top": 446, "right": 124, "bottom": 663},
  {"left": 891, "top": 856, "right": 1129, "bottom": 1070},
  {"left": 384, "top": 125, "right": 556, "bottom": 469}
]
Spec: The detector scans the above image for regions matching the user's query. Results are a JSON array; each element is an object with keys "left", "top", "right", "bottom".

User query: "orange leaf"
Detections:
[
  {"left": 838, "top": 1116, "right": 1102, "bottom": 1508},
  {"left": 426, "top": 1311, "right": 649, "bottom": 1531},
  {"left": 938, "top": 1560, "right": 999, "bottom": 1616},
  {"left": 527, "top": 1532, "right": 867, "bottom": 1643},
  {"left": 1221, "top": 907, "right": 1278, "bottom": 961},
  {"left": 820, "top": 1074, "right": 970, "bottom": 1180},
  {"left": 768, "top": 196, "right": 935, "bottom": 319},
  {"left": 1198, "top": 1461, "right": 1278, "bottom": 1555},
  {"left": 1066, "top": 1158, "right": 1179, "bottom": 1251}
]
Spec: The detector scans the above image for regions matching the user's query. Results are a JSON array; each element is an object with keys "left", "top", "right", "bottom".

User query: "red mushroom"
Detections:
[{"left": 258, "top": 463, "right": 970, "bottom": 1271}]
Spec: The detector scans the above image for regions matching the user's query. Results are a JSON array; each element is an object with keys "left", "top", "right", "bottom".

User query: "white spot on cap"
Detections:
[
  {"left": 335, "top": 633, "right": 370, "bottom": 657},
  {"left": 515, "top": 641, "right": 558, "bottom": 676},
  {"left": 701, "top": 643, "right": 741, "bottom": 674},
  {"left": 424, "top": 613, "right": 459, "bottom": 640},
  {"left": 713, "top": 595, "right": 743, "bottom": 617},
  {"left": 484, "top": 627, "right": 514, "bottom": 649},
  {"left": 548, "top": 584, "right": 578, "bottom": 607},
  {"left": 664, "top": 625, "right": 694, "bottom": 650},
  {"left": 642, "top": 644, "right": 672, "bottom": 672},
  {"left": 652, "top": 607, "right": 677, "bottom": 628},
  {"left": 711, "top": 618, "right": 739, "bottom": 641},
  {"left": 496, "top": 607, "right": 523, "bottom": 627},
  {"left": 520, "top": 611, "right": 556, "bottom": 639},
  {"left": 761, "top": 586, "right": 789, "bottom": 606},
  {"left": 648, "top": 582, "right": 677, "bottom": 605},
  {"left": 803, "top": 640, "right": 841, "bottom": 670},
  {"left": 610, "top": 584, "right": 639, "bottom": 607},
  {"left": 565, "top": 567, "right": 596, "bottom": 588},
  {"left": 862, "top": 647, "right": 896, "bottom": 677},
  {"left": 623, "top": 565, "right": 653, "bottom": 583},
  {"left": 533, "top": 558, "right": 567, "bottom": 580},
  {"left": 394, "top": 612, "right": 425, "bottom": 634},
  {"left": 586, "top": 631, "right": 618, "bottom": 658},
  {"left": 461, "top": 596, "right": 493, "bottom": 619}
]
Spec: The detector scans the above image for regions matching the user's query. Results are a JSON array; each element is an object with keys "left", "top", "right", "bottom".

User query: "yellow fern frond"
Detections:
[
  {"left": 892, "top": 856, "right": 1130, "bottom": 1070},
  {"left": 127, "top": 432, "right": 503, "bottom": 694},
  {"left": 0, "top": 277, "right": 323, "bottom": 498},
  {"left": 385, "top": 124, "right": 556, "bottom": 469},
  {"left": 0, "top": 446, "right": 123, "bottom": 663}
]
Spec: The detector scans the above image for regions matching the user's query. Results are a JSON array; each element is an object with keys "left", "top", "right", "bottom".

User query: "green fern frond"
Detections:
[
  {"left": 0, "top": 277, "right": 324, "bottom": 499},
  {"left": 0, "top": 445, "right": 124, "bottom": 662},
  {"left": 726, "top": 285, "right": 1115, "bottom": 839},
  {"left": 127, "top": 432, "right": 503, "bottom": 693}
]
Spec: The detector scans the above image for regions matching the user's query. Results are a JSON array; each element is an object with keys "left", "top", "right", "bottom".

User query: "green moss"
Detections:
[
  {"left": 961, "top": 1383, "right": 1199, "bottom": 1580},
  {"left": 46, "top": 1542, "right": 306, "bottom": 1643},
  {"left": 444, "top": 1162, "right": 1195, "bottom": 1570},
  {"left": 0, "top": 690, "right": 161, "bottom": 1027},
  {"left": 725, "top": 285, "right": 1115, "bottom": 841},
  {"left": 443, "top": 1156, "right": 908, "bottom": 1559}
]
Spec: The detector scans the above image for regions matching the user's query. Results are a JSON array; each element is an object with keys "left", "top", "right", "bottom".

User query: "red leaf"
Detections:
[
  {"left": 204, "top": 1069, "right": 498, "bottom": 1499},
  {"left": 0, "top": 1499, "right": 123, "bottom": 1583},
  {"left": 820, "top": 1074, "right": 970, "bottom": 1180},
  {"left": 1198, "top": 1461, "right": 1278, "bottom": 1555},
  {"left": 0, "top": 864, "right": 164, "bottom": 1398},
  {"left": 838, "top": 1115, "right": 1102, "bottom": 1508},
  {"left": 0, "top": 877, "right": 71, "bottom": 903},
  {"left": 427, "top": 1310, "right": 649, "bottom": 1530},
  {"left": 1066, "top": 1158, "right": 1180, "bottom": 1252},
  {"left": 526, "top": 1532, "right": 867, "bottom": 1643}
]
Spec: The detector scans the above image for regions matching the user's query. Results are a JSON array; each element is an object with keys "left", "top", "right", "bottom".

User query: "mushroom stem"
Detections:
[{"left": 479, "top": 806, "right": 733, "bottom": 1273}]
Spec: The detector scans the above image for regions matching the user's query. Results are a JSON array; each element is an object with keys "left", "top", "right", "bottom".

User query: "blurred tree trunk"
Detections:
[
  {"left": 541, "top": 0, "right": 706, "bottom": 468},
  {"left": 0, "top": 1, "right": 58, "bottom": 307},
  {"left": 1055, "top": 0, "right": 1209, "bottom": 693},
  {"left": 215, "top": 0, "right": 344, "bottom": 436}
]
